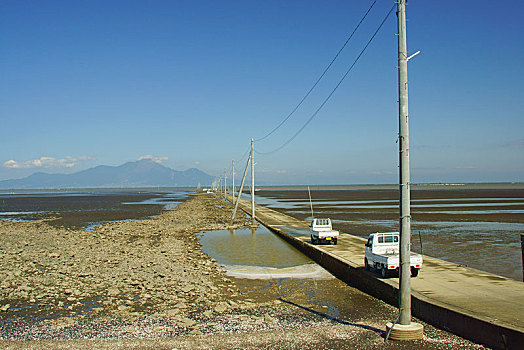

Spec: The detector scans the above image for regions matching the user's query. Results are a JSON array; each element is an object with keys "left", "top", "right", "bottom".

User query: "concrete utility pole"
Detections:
[
  {"left": 386, "top": 0, "right": 423, "bottom": 340},
  {"left": 521, "top": 234, "right": 523, "bottom": 282},
  {"left": 230, "top": 153, "right": 251, "bottom": 224},
  {"left": 232, "top": 160, "right": 235, "bottom": 202},
  {"left": 397, "top": 0, "right": 411, "bottom": 327},
  {"left": 251, "top": 138, "right": 255, "bottom": 226},
  {"left": 224, "top": 168, "right": 227, "bottom": 203}
]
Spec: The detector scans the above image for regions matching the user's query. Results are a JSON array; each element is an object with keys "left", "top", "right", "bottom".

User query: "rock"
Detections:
[
  {"left": 264, "top": 314, "right": 276, "bottom": 323},
  {"left": 239, "top": 301, "right": 255, "bottom": 309},
  {"left": 180, "top": 317, "right": 196, "bottom": 328},
  {"left": 175, "top": 302, "right": 188, "bottom": 309},
  {"left": 108, "top": 287, "right": 120, "bottom": 296},
  {"left": 0, "top": 304, "right": 10, "bottom": 312},
  {"left": 203, "top": 310, "right": 212, "bottom": 318},
  {"left": 181, "top": 285, "right": 193, "bottom": 293},
  {"left": 214, "top": 302, "right": 228, "bottom": 313},
  {"left": 167, "top": 308, "right": 179, "bottom": 316},
  {"left": 20, "top": 285, "right": 33, "bottom": 292}
]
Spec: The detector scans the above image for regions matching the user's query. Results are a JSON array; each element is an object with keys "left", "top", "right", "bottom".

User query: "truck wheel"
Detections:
[
  {"left": 381, "top": 266, "right": 388, "bottom": 278},
  {"left": 310, "top": 235, "right": 316, "bottom": 245},
  {"left": 365, "top": 259, "right": 370, "bottom": 271},
  {"left": 411, "top": 267, "right": 419, "bottom": 277},
  {"left": 333, "top": 238, "right": 338, "bottom": 245}
]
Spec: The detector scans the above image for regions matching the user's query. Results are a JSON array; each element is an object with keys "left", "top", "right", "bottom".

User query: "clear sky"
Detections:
[{"left": 1, "top": 0, "right": 523, "bottom": 184}]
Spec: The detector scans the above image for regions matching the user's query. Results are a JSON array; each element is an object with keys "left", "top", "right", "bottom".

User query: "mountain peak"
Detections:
[{"left": 0, "top": 161, "right": 214, "bottom": 189}]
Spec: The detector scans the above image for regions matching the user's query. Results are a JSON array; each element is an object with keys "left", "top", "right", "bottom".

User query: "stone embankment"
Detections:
[
  {"left": 0, "top": 193, "right": 257, "bottom": 337},
  {"left": 0, "top": 193, "right": 485, "bottom": 349}
]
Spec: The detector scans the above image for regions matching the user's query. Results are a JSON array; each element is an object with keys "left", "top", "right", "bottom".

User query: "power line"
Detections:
[
  {"left": 254, "top": 0, "right": 378, "bottom": 143},
  {"left": 256, "top": 4, "right": 395, "bottom": 156},
  {"left": 235, "top": 144, "right": 251, "bottom": 163}
]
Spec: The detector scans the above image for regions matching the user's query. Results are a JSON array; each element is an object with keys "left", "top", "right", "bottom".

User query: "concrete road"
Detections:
[{"left": 229, "top": 194, "right": 524, "bottom": 349}]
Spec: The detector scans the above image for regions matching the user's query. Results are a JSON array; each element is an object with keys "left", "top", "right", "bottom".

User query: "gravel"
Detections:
[{"left": 0, "top": 193, "right": 485, "bottom": 349}]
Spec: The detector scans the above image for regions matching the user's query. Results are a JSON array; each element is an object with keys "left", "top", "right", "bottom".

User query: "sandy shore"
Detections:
[{"left": 0, "top": 193, "right": 484, "bottom": 349}]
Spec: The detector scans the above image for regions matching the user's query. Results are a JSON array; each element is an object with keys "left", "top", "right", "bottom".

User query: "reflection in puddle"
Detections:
[{"left": 198, "top": 225, "right": 331, "bottom": 280}]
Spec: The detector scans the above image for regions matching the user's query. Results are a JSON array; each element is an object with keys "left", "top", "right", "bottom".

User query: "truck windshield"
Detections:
[{"left": 317, "top": 219, "right": 329, "bottom": 225}]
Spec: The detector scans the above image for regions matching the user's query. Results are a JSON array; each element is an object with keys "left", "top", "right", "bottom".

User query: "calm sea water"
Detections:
[
  {"left": 3, "top": 186, "right": 523, "bottom": 280},
  {"left": 253, "top": 186, "right": 524, "bottom": 281},
  {"left": 0, "top": 189, "right": 190, "bottom": 228}
]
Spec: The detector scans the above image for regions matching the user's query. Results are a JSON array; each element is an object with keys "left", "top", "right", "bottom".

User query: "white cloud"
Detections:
[
  {"left": 138, "top": 155, "right": 169, "bottom": 164},
  {"left": 455, "top": 166, "right": 476, "bottom": 170},
  {"left": 3, "top": 156, "right": 95, "bottom": 169}
]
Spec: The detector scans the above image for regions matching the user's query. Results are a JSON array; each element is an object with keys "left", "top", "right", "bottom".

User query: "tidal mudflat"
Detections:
[
  {"left": 256, "top": 183, "right": 524, "bottom": 280},
  {"left": 0, "top": 193, "right": 483, "bottom": 349}
]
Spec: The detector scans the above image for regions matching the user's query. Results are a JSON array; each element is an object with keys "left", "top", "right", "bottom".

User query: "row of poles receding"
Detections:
[
  {"left": 212, "top": 138, "right": 256, "bottom": 227},
  {"left": 212, "top": 0, "right": 417, "bottom": 336}
]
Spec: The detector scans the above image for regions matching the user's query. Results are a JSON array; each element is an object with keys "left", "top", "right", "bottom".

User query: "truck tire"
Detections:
[
  {"left": 310, "top": 235, "right": 317, "bottom": 245},
  {"left": 411, "top": 267, "right": 419, "bottom": 277},
  {"left": 381, "top": 266, "right": 388, "bottom": 278},
  {"left": 333, "top": 238, "right": 338, "bottom": 245},
  {"left": 365, "top": 259, "right": 370, "bottom": 271}
]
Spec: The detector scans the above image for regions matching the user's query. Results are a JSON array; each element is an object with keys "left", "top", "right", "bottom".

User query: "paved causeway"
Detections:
[{"left": 228, "top": 194, "right": 524, "bottom": 349}]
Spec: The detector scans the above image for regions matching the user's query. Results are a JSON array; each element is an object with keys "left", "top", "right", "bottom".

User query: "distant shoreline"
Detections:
[
  {"left": 257, "top": 182, "right": 524, "bottom": 191},
  {"left": 1, "top": 182, "right": 523, "bottom": 192}
]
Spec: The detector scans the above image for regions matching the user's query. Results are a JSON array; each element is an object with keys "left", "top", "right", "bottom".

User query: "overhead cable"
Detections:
[
  {"left": 254, "top": 0, "right": 378, "bottom": 142},
  {"left": 256, "top": 4, "right": 395, "bottom": 156},
  {"left": 235, "top": 144, "right": 251, "bottom": 163}
]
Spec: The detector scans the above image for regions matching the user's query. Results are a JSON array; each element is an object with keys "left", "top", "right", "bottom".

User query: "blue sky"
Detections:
[{"left": 1, "top": 0, "right": 523, "bottom": 184}]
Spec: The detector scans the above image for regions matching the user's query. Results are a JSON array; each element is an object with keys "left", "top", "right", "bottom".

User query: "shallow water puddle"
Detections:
[{"left": 198, "top": 225, "right": 332, "bottom": 280}]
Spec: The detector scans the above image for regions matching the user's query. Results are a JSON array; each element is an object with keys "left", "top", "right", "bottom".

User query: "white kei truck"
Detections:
[
  {"left": 364, "top": 232, "right": 422, "bottom": 278},
  {"left": 309, "top": 218, "right": 339, "bottom": 245}
]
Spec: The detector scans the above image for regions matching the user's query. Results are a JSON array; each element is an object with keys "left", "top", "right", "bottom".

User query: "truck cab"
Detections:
[
  {"left": 364, "top": 232, "right": 422, "bottom": 277},
  {"left": 365, "top": 232, "right": 399, "bottom": 255},
  {"left": 309, "top": 218, "right": 339, "bottom": 245}
]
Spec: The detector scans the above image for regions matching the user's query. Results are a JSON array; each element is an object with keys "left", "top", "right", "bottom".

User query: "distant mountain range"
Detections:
[{"left": 0, "top": 159, "right": 214, "bottom": 189}]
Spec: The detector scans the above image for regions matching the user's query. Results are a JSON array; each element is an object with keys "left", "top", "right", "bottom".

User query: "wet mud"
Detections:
[
  {"left": 0, "top": 192, "right": 485, "bottom": 348},
  {"left": 0, "top": 190, "right": 171, "bottom": 228},
  {"left": 257, "top": 185, "right": 524, "bottom": 280}
]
